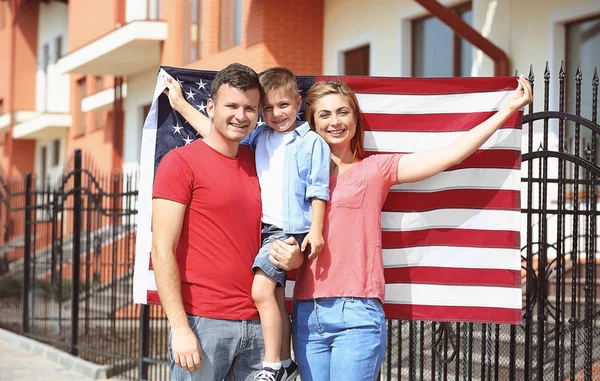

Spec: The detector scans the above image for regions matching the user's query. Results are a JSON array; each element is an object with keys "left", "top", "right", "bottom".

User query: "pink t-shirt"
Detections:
[{"left": 293, "top": 153, "right": 402, "bottom": 303}]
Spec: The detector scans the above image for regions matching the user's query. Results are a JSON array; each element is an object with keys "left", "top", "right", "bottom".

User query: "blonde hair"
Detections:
[
  {"left": 258, "top": 67, "right": 299, "bottom": 103},
  {"left": 306, "top": 80, "right": 365, "bottom": 159}
]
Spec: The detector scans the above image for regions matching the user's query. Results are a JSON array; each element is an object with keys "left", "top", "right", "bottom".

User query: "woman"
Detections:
[{"left": 269, "top": 75, "right": 533, "bottom": 381}]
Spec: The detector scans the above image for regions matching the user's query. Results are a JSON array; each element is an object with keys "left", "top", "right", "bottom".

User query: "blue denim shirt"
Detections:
[{"left": 243, "top": 121, "right": 330, "bottom": 233}]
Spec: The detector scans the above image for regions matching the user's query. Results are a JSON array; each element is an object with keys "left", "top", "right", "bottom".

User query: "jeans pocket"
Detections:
[
  {"left": 186, "top": 313, "right": 202, "bottom": 333},
  {"left": 358, "top": 298, "right": 384, "bottom": 331}
]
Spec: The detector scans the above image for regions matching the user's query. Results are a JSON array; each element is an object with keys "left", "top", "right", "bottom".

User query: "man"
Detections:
[{"left": 152, "top": 63, "right": 302, "bottom": 381}]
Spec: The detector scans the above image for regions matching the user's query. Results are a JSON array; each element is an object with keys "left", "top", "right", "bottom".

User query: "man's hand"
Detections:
[
  {"left": 171, "top": 326, "right": 203, "bottom": 372},
  {"left": 163, "top": 77, "right": 187, "bottom": 112},
  {"left": 301, "top": 230, "right": 324, "bottom": 259},
  {"left": 269, "top": 237, "right": 304, "bottom": 271}
]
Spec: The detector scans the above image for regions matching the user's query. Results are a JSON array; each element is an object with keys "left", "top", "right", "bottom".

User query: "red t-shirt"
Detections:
[{"left": 152, "top": 140, "right": 262, "bottom": 320}]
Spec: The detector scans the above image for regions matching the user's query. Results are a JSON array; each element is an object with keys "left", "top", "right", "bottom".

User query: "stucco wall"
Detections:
[
  {"left": 36, "top": 2, "right": 69, "bottom": 113},
  {"left": 123, "top": 68, "right": 157, "bottom": 171}
]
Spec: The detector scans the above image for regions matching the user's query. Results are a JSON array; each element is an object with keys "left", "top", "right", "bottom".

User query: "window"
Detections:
[
  {"left": 220, "top": 0, "right": 241, "bottom": 51},
  {"left": 76, "top": 77, "right": 87, "bottom": 135},
  {"left": 344, "top": 45, "right": 370, "bottom": 76},
  {"left": 52, "top": 140, "right": 60, "bottom": 167},
  {"left": 94, "top": 76, "right": 106, "bottom": 129},
  {"left": 55, "top": 36, "right": 63, "bottom": 62},
  {"left": 412, "top": 2, "right": 473, "bottom": 77},
  {"left": 565, "top": 15, "right": 600, "bottom": 159},
  {"left": 42, "top": 43, "right": 50, "bottom": 73},
  {"left": 566, "top": 16, "right": 600, "bottom": 123},
  {"left": 40, "top": 146, "right": 47, "bottom": 189},
  {"left": 184, "top": 0, "right": 202, "bottom": 63},
  {"left": 95, "top": 76, "right": 104, "bottom": 92}
]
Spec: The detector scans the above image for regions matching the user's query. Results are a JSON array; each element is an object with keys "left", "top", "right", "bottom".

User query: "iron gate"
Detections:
[{"left": 0, "top": 62, "right": 598, "bottom": 380}]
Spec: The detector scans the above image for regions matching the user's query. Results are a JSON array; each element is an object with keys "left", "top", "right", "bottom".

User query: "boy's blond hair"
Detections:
[{"left": 258, "top": 67, "right": 299, "bottom": 102}]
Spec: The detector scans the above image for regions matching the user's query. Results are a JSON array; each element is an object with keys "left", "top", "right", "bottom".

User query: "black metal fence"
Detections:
[
  {"left": 0, "top": 62, "right": 599, "bottom": 380},
  {"left": 0, "top": 151, "right": 170, "bottom": 380}
]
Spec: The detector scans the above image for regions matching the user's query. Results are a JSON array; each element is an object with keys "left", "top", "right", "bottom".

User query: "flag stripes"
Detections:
[{"left": 133, "top": 68, "right": 523, "bottom": 324}]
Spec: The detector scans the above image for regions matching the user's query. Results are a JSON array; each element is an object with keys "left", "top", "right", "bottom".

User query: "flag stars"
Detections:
[
  {"left": 176, "top": 78, "right": 184, "bottom": 86},
  {"left": 195, "top": 80, "right": 207, "bottom": 91},
  {"left": 183, "top": 135, "right": 194, "bottom": 145},
  {"left": 196, "top": 102, "right": 207, "bottom": 114},
  {"left": 172, "top": 123, "right": 183, "bottom": 135},
  {"left": 297, "top": 111, "right": 303, "bottom": 120},
  {"left": 257, "top": 117, "right": 266, "bottom": 127},
  {"left": 185, "top": 89, "right": 196, "bottom": 101}
]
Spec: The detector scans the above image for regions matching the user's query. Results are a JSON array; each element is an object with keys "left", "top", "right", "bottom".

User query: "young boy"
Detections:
[{"left": 164, "top": 67, "right": 330, "bottom": 381}]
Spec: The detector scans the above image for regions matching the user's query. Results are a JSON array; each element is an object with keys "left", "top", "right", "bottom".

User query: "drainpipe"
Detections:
[
  {"left": 6, "top": 0, "right": 17, "bottom": 177},
  {"left": 111, "top": 77, "right": 124, "bottom": 172},
  {"left": 413, "top": 0, "right": 510, "bottom": 76}
]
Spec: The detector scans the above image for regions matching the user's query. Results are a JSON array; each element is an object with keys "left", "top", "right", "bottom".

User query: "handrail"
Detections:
[{"left": 413, "top": 0, "right": 510, "bottom": 76}]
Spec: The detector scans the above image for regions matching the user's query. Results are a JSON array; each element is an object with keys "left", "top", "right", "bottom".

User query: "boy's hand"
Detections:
[
  {"left": 163, "top": 77, "right": 187, "bottom": 112},
  {"left": 301, "top": 230, "right": 324, "bottom": 259}
]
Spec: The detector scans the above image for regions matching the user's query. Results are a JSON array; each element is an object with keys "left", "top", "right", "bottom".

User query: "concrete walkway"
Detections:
[
  {"left": 0, "top": 329, "right": 114, "bottom": 381},
  {"left": 0, "top": 338, "right": 95, "bottom": 380}
]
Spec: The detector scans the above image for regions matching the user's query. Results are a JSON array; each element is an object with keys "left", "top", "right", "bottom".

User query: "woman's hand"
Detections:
[
  {"left": 507, "top": 75, "right": 533, "bottom": 112},
  {"left": 269, "top": 237, "right": 304, "bottom": 271}
]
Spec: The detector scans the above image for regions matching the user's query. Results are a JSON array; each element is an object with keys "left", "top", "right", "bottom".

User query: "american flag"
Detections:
[{"left": 133, "top": 66, "right": 523, "bottom": 324}]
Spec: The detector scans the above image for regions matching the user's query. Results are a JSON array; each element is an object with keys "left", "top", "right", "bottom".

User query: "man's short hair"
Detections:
[
  {"left": 211, "top": 63, "right": 264, "bottom": 102},
  {"left": 258, "top": 67, "right": 299, "bottom": 100}
]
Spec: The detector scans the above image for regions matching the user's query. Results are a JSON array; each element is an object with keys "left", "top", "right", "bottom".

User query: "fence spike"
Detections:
[
  {"left": 559, "top": 61, "right": 566, "bottom": 79},
  {"left": 544, "top": 61, "right": 550, "bottom": 79},
  {"left": 528, "top": 64, "right": 535, "bottom": 83},
  {"left": 576, "top": 63, "right": 583, "bottom": 81},
  {"left": 585, "top": 143, "right": 592, "bottom": 158},
  {"left": 593, "top": 67, "right": 599, "bottom": 85}
]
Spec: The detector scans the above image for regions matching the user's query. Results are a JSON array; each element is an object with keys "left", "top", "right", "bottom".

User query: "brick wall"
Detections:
[{"left": 165, "top": 0, "right": 325, "bottom": 75}]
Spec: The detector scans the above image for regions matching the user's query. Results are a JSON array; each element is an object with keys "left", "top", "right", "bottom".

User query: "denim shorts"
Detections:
[
  {"left": 252, "top": 223, "right": 306, "bottom": 287},
  {"left": 169, "top": 314, "right": 264, "bottom": 381}
]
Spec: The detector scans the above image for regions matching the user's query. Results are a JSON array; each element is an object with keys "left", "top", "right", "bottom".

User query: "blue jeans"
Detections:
[
  {"left": 292, "top": 298, "right": 387, "bottom": 381},
  {"left": 169, "top": 314, "right": 264, "bottom": 381},
  {"left": 252, "top": 223, "right": 306, "bottom": 286}
]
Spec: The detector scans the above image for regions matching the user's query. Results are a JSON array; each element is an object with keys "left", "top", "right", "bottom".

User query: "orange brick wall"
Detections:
[
  {"left": 3, "top": 0, "right": 325, "bottom": 176},
  {"left": 67, "top": 0, "right": 118, "bottom": 52},
  {"left": 0, "top": 3, "right": 11, "bottom": 102},
  {"left": 13, "top": 2, "right": 38, "bottom": 112},
  {"left": 2, "top": 2, "right": 39, "bottom": 177},
  {"left": 63, "top": 1, "right": 122, "bottom": 172},
  {"left": 11, "top": 140, "right": 36, "bottom": 178},
  {"left": 160, "top": 0, "right": 184, "bottom": 66},
  {"left": 261, "top": 0, "right": 324, "bottom": 75},
  {"left": 66, "top": 77, "right": 115, "bottom": 173},
  {"left": 163, "top": 0, "right": 324, "bottom": 75},
  {"left": 0, "top": 3, "right": 10, "bottom": 166}
]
